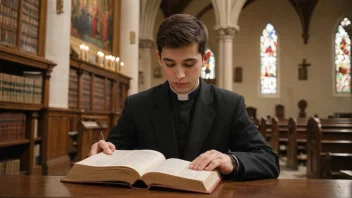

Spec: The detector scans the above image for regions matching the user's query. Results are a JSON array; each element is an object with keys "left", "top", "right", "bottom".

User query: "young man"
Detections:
[{"left": 90, "top": 14, "right": 279, "bottom": 180}]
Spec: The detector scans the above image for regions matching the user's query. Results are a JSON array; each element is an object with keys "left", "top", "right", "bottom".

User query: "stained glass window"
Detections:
[
  {"left": 335, "top": 17, "right": 351, "bottom": 93},
  {"left": 260, "top": 23, "right": 278, "bottom": 94},
  {"left": 201, "top": 49, "right": 215, "bottom": 79}
]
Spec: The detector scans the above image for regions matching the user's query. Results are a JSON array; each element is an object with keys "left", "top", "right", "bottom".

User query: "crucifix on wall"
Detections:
[{"left": 298, "top": 58, "right": 311, "bottom": 80}]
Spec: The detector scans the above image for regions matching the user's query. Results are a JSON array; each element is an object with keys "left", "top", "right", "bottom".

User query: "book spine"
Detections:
[
  {"left": 27, "top": 78, "right": 34, "bottom": 104},
  {"left": 3, "top": 74, "right": 9, "bottom": 101},
  {"left": 69, "top": 69, "right": 78, "bottom": 109},
  {"left": 0, "top": 73, "right": 3, "bottom": 101}
]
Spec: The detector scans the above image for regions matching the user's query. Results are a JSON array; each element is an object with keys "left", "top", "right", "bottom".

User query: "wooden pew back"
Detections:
[
  {"left": 287, "top": 118, "right": 308, "bottom": 170},
  {"left": 307, "top": 117, "right": 352, "bottom": 179}
]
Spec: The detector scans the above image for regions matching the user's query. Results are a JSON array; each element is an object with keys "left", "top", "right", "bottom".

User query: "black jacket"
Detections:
[{"left": 107, "top": 79, "right": 280, "bottom": 180}]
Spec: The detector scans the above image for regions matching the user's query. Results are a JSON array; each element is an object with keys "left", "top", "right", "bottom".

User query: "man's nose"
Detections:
[{"left": 175, "top": 66, "right": 185, "bottom": 79}]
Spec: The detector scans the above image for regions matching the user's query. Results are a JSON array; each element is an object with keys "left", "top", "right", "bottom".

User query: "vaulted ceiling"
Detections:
[
  {"left": 160, "top": 0, "right": 256, "bottom": 18},
  {"left": 159, "top": 0, "right": 319, "bottom": 44}
]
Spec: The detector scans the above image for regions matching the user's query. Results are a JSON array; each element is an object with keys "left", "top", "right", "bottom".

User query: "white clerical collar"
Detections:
[{"left": 169, "top": 79, "right": 199, "bottom": 101}]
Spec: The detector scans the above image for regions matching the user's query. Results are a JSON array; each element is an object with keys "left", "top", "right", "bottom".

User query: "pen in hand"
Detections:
[
  {"left": 100, "top": 131, "right": 105, "bottom": 141},
  {"left": 99, "top": 131, "right": 114, "bottom": 155}
]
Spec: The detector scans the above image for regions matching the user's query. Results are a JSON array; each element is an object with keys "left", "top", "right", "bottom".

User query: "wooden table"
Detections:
[{"left": 0, "top": 176, "right": 351, "bottom": 198}]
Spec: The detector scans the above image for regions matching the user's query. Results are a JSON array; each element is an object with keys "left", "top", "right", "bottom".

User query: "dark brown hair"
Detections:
[{"left": 156, "top": 14, "right": 208, "bottom": 56}]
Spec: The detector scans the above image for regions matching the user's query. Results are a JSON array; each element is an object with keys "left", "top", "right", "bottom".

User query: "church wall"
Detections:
[
  {"left": 149, "top": 0, "right": 351, "bottom": 119},
  {"left": 45, "top": 0, "right": 71, "bottom": 108},
  {"left": 200, "top": 0, "right": 352, "bottom": 118}
]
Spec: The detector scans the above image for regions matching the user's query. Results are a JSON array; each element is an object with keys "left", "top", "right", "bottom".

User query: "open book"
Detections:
[{"left": 61, "top": 150, "right": 221, "bottom": 193}]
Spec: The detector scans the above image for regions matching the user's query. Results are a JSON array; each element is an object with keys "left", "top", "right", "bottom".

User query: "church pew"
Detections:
[
  {"left": 270, "top": 117, "right": 280, "bottom": 154},
  {"left": 271, "top": 117, "right": 288, "bottom": 156},
  {"left": 288, "top": 118, "right": 352, "bottom": 170},
  {"left": 287, "top": 118, "right": 308, "bottom": 170},
  {"left": 320, "top": 153, "right": 352, "bottom": 179},
  {"left": 322, "top": 118, "right": 352, "bottom": 124},
  {"left": 306, "top": 117, "right": 352, "bottom": 179},
  {"left": 259, "top": 117, "right": 280, "bottom": 153},
  {"left": 258, "top": 117, "right": 271, "bottom": 141}
]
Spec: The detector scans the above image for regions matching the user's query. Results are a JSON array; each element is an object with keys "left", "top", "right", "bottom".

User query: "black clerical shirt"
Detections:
[{"left": 168, "top": 83, "right": 200, "bottom": 159}]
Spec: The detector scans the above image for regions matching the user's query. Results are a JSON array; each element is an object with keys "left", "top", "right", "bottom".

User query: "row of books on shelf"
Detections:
[
  {"left": 22, "top": 10, "right": 38, "bottom": 27},
  {"left": 0, "top": 112, "right": 26, "bottom": 143},
  {"left": 80, "top": 72, "right": 91, "bottom": 110},
  {"left": 22, "top": 1, "right": 39, "bottom": 19},
  {"left": 68, "top": 69, "right": 78, "bottom": 109},
  {"left": 0, "top": 0, "right": 19, "bottom": 11},
  {"left": 0, "top": 28, "right": 38, "bottom": 52},
  {"left": 21, "top": 17, "right": 38, "bottom": 38},
  {"left": 20, "top": 34, "right": 37, "bottom": 54},
  {"left": 0, "top": 4, "right": 18, "bottom": 30},
  {"left": 0, "top": 146, "right": 39, "bottom": 175},
  {"left": 0, "top": 27, "right": 16, "bottom": 46},
  {"left": 68, "top": 73, "right": 116, "bottom": 111},
  {"left": 24, "top": 0, "right": 39, "bottom": 7},
  {"left": 0, "top": 72, "right": 42, "bottom": 104},
  {"left": 0, "top": 159, "right": 20, "bottom": 175},
  {"left": 92, "top": 77, "right": 105, "bottom": 111}
]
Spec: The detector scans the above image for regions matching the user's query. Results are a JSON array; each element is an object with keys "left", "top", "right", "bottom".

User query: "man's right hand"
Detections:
[{"left": 89, "top": 140, "right": 116, "bottom": 156}]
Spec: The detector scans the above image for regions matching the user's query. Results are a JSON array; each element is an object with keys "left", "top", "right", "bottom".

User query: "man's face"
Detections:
[{"left": 156, "top": 44, "right": 210, "bottom": 94}]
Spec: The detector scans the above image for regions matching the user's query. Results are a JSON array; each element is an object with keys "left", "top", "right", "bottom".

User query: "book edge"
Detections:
[{"left": 147, "top": 177, "right": 222, "bottom": 194}]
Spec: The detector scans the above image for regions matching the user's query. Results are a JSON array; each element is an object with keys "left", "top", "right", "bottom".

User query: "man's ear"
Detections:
[
  {"left": 156, "top": 50, "right": 162, "bottom": 66},
  {"left": 203, "top": 50, "right": 211, "bottom": 64}
]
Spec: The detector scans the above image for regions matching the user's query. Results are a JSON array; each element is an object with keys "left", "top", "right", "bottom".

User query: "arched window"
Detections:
[
  {"left": 260, "top": 23, "right": 278, "bottom": 95},
  {"left": 335, "top": 17, "right": 351, "bottom": 93},
  {"left": 201, "top": 48, "right": 215, "bottom": 79}
]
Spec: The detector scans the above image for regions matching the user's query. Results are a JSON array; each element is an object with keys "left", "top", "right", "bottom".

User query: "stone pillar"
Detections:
[
  {"left": 139, "top": 39, "right": 153, "bottom": 91},
  {"left": 120, "top": 0, "right": 140, "bottom": 95},
  {"left": 212, "top": 0, "right": 245, "bottom": 91},
  {"left": 214, "top": 29, "right": 236, "bottom": 91},
  {"left": 45, "top": 0, "right": 71, "bottom": 108},
  {"left": 216, "top": 28, "right": 237, "bottom": 90},
  {"left": 139, "top": 0, "right": 162, "bottom": 91},
  {"left": 216, "top": 33, "right": 224, "bottom": 88}
]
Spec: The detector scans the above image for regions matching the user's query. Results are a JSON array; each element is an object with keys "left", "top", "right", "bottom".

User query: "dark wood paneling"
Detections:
[{"left": 42, "top": 108, "right": 71, "bottom": 176}]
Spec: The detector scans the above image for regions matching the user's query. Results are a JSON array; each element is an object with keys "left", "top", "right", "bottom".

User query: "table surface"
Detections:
[{"left": 0, "top": 176, "right": 351, "bottom": 198}]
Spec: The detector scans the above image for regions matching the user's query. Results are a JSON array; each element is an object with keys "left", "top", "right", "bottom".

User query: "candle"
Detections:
[
  {"left": 84, "top": 46, "right": 89, "bottom": 61},
  {"left": 119, "top": 61, "right": 124, "bottom": 71},
  {"left": 112, "top": 56, "right": 116, "bottom": 70},
  {"left": 97, "top": 51, "right": 104, "bottom": 67},
  {"left": 115, "top": 57, "right": 120, "bottom": 71},
  {"left": 79, "top": 45, "right": 84, "bottom": 60},
  {"left": 104, "top": 55, "right": 110, "bottom": 69}
]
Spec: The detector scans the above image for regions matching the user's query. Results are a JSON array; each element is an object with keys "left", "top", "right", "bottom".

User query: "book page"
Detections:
[
  {"left": 150, "top": 158, "right": 214, "bottom": 181},
  {"left": 77, "top": 150, "right": 166, "bottom": 176}
]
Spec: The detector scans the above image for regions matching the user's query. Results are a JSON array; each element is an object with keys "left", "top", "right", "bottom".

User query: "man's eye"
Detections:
[
  {"left": 184, "top": 63, "right": 194, "bottom": 67},
  {"left": 166, "top": 63, "right": 175, "bottom": 67}
]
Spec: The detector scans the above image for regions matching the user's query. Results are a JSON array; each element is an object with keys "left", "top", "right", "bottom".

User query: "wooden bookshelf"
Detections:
[
  {"left": 0, "top": 0, "right": 46, "bottom": 56},
  {"left": 67, "top": 57, "right": 130, "bottom": 162},
  {"left": 0, "top": 102, "right": 43, "bottom": 111},
  {"left": 0, "top": 0, "right": 56, "bottom": 176},
  {"left": 0, "top": 140, "right": 30, "bottom": 148}
]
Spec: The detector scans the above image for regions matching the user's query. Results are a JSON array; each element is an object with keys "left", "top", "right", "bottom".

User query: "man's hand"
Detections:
[
  {"left": 189, "top": 150, "right": 235, "bottom": 175},
  {"left": 89, "top": 140, "right": 116, "bottom": 156}
]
